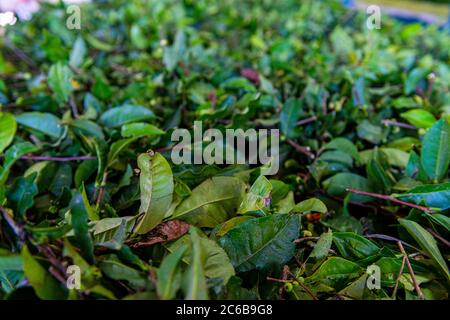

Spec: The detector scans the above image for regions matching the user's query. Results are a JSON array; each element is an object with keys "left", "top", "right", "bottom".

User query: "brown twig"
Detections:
[
  {"left": 296, "top": 116, "right": 317, "bottom": 126},
  {"left": 279, "top": 265, "right": 290, "bottom": 299},
  {"left": 20, "top": 155, "right": 96, "bottom": 162},
  {"left": 392, "top": 255, "right": 407, "bottom": 299},
  {"left": 397, "top": 241, "right": 425, "bottom": 300},
  {"left": 48, "top": 266, "right": 67, "bottom": 285},
  {"left": 427, "top": 228, "right": 450, "bottom": 248},
  {"left": 286, "top": 139, "right": 315, "bottom": 159},
  {"left": 266, "top": 277, "right": 291, "bottom": 284},
  {"left": 365, "top": 234, "right": 421, "bottom": 252},
  {"left": 96, "top": 171, "right": 109, "bottom": 208},
  {"left": 0, "top": 206, "right": 23, "bottom": 240},
  {"left": 293, "top": 237, "right": 320, "bottom": 244},
  {"left": 346, "top": 188, "right": 433, "bottom": 213},
  {"left": 382, "top": 120, "right": 416, "bottom": 130},
  {"left": 39, "top": 245, "right": 66, "bottom": 274},
  {"left": 69, "top": 94, "right": 79, "bottom": 118},
  {"left": 4, "top": 39, "right": 38, "bottom": 71},
  {"left": 287, "top": 270, "right": 318, "bottom": 300}
]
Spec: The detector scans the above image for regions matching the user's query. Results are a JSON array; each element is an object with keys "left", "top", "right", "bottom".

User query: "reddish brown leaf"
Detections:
[
  {"left": 128, "top": 220, "right": 190, "bottom": 248},
  {"left": 241, "top": 68, "right": 260, "bottom": 85}
]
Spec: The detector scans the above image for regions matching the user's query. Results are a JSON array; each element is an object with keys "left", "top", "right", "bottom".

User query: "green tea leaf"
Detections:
[
  {"left": 100, "top": 105, "right": 155, "bottom": 128},
  {"left": 157, "top": 244, "right": 188, "bottom": 300},
  {"left": 399, "top": 218, "right": 450, "bottom": 280},
  {"left": 293, "top": 198, "right": 327, "bottom": 214},
  {"left": 310, "top": 229, "right": 332, "bottom": 260},
  {"left": 121, "top": 123, "right": 165, "bottom": 138},
  {"left": 238, "top": 175, "right": 272, "bottom": 214},
  {"left": 400, "top": 109, "right": 436, "bottom": 129},
  {"left": 16, "top": 112, "right": 63, "bottom": 140},
  {"left": 183, "top": 228, "right": 209, "bottom": 300},
  {"left": 0, "top": 112, "right": 16, "bottom": 154},
  {"left": 48, "top": 62, "right": 73, "bottom": 103},
  {"left": 333, "top": 232, "right": 380, "bottom": 260},
  {"left": 420, "top": 119, "right": 450, "bottom": 182},
  {"left": 306, "top": 257, "right": 362, "bottom": 289},
  {"left": 134, "top": 152, "right": 174, "bottom": 234},
  {"left": 70, "top": 191, "right": 95, "bottom": 263},
  {"left": 394, "top": 183, "right": 450, "bottom": 211},
  {"left": 172, "top": 176, "right": 245, "bottom": 228},
  {"left": 280, "top": 98, "right": 301, "bottom": 138},
  {"left": 22, "top": 245, "right": 67, "bottom": 299},
  {"left": 219, "top": 214, "right": 300, "bottom": 272}
]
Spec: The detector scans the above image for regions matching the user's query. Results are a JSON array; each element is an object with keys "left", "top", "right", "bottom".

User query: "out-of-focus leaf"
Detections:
[
  {"left": 420, "top": 119, "right": 450, "bottom": 182},
  {"left": 69, "top": 36, "right": 87, "bottom": 68},
  {"left": 70, "top": 191, "right": 95, "bottom": 263},
  {"left": 400, "top": 109, "right": 436, "bottom": 129},
  {"left": 48, "top": 62, "right": 73, "bottom": 103},
  {"left": 293, "top": 198, "right": 327, "bottom": 214},
  {"left": 280, "top": 98, "right": 301, "bottom": 138},
  {"left": 323, "top": 138, "right": 360, "bottom": 163},
  {"left": 22, "top": 245, "right": 67, "bottom": 300},
  {"left": 323, "top": 173, "right": 372, "bottom": 202},
  {"left": 121, "top": 123, "right": 165, "bottom": 138},
  {"left": 0, "top": 112, "right": 16, "bottom": 154},
  {"left": 405, "top": 68, "right": 428, "bottom": 95},
  {"left": 157, "top": 244, "right": 188, "bottom": 300},
  {"left": 0, "top": 142, "right": 39, "bottom": 186},
  {"left": 106, "top": 138, "right": 137, "bottom": 167},
  {"left": 182, "top": 227, "right": 209, "bottom": 300},
  {"left": 99, "top": 105, "right": 155, "bottom": 128},
  {"left": 6, "top": 172, "right": 38, "bottom": 218},
  {"left": 16, "top": 112, "right": 63, "bottom": 139}
]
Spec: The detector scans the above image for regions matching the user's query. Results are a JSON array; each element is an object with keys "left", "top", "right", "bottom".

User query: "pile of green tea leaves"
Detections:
[{"left": 0, "top": 0, "right": 449, "bottom": 300}]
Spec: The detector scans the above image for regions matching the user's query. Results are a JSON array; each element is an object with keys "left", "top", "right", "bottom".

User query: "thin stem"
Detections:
[
  {"left": 427, "top": 228, "right": 450, "bottom": 248},
  {"left": 4, "top": 38, "right": 38, "bottom": 71},
  {"left": 397, "top": 241, "right": 425, "bottom": 300},
  {"left": 382, "top": 119, "right": 416, "bottom": 130},
  {"left": 346, "top": 188, "right": 433, "bottom": 213},
  {"left": 287, "top": 270, "right": 318, "bottom": 301},
  {"left": 296, "top": 116, "right": 317, "bottom": 126},
  {"left": 279, "top": 265, "right": 290, "bottom": 299},
  {"left": 392, "top": 255, "right": 406, "bottom": 299},
  {"left": 365, "top": 234, "right": 421, "bottom": 252},
  {"left": 293, "top": 236, "right": 320, "bottom": 244},
  {"left": 266, "top": 277, "right": 291, "bottom": 284},
  {"left": 0, "top": 206, "right": 22, "bottom": 238},
  {"left": 286, "top": 139, "right": 315, "bottom": 159},
  {"left": 48, "top": 266, "right": 67, "bottom": 285},
  {"left": 69, "top": 94, "right": 79, "bottom": 118},
  {"left": 20, "top": 155, "right": 96, "bottom": 162},
  {"left": 96, "top": 171, "right": 109, "bottom": 208}
]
